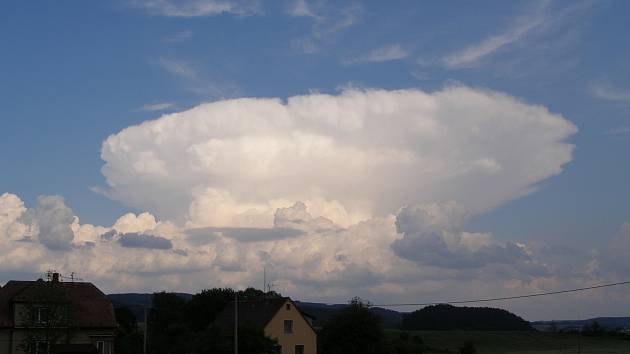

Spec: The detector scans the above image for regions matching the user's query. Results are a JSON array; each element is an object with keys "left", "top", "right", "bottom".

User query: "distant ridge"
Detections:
[
  {"left": 401, "top": 304, "right": 532, "bottom": 331},
  {"left": 107, "top": 293, "right": 627, "bottom": 331},
  {"left": 532, "top": 317, "right": 630, "bottom": 331}
]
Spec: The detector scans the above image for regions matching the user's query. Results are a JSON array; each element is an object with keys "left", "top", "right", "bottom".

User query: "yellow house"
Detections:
[{"left": 214, "top": 297, "right": 317, "bottom": 354}]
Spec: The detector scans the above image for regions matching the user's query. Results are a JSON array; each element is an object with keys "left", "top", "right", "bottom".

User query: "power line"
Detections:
[{"left": 370, "top": 280, "right": 630, "bottom": 308}]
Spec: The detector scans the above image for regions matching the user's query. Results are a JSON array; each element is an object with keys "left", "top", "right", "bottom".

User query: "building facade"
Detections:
[
  {"left": 0, "top": 275, "right": 117, "bottom": 354},
  {"left": 215, "top": 297, "right": 317, "bottom": 354}
]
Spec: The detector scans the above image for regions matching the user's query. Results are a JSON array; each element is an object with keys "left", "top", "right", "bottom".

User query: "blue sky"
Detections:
[{"left": 1, "top": 0, "right": 630, "bottom": 319}]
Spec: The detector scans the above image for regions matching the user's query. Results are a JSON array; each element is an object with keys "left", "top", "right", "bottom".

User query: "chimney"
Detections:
[{"left": 52, "top": 273, "right": 60, "bottom": 282}]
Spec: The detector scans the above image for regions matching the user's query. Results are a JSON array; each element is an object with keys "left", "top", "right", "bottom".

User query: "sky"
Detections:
[{"left": 1, "top": 0, "right": 630, "bottom": 321}]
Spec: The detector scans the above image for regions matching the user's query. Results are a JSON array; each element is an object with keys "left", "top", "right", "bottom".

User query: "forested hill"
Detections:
[
  {"left": 294, "top": 301, "right": 403, "bottom": 328},
  {"left": 401, "top": 304, "right": 532, "bottom": 331}
]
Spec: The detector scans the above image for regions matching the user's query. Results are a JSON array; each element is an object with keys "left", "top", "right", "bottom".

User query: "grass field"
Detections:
[{"left": 386, "top": 330, "right": 630, "bottom": 354}]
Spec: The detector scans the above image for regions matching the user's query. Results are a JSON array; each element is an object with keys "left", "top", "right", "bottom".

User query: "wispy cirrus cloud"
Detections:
[
  {"left": 443, "top": 2, "right": 549, "bottom": 69},
  {"left": 130, "top": 0, "right": 261, "bottom": 17},
  {"left": 155, "top": 57, "right": 238, "bottom": 99},
  {"left": 288, "top": 0, "right": 363, "bottom": 54},
  {"left": 605, "top": 127, "right": 630, "bottom": 136},
  {"left": 158, "top": 57, "right": 198, "bottom": 81},
  {"left": 344, "top": 44, "right": 408, "bottom": 65},
  {"left": 287, "top": 0, "right": 318, "bottom": 19},
  {"left": 162, "top": 30, "right": 194, "bottom": 43},
  {"left": 137, "top": 102, "right": 176, "bottom": 112},
  {"left": 591, "top": 84, "right": 630, "bottom": 103}
]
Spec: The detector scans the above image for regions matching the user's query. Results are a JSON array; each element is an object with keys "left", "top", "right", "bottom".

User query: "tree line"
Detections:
[{"left": 114, "top": 289, "right": 431, "bottom": 354}]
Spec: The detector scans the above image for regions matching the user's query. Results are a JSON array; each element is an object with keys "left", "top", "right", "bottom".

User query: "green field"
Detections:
[{"left": 386, "top": 330, "right": 630, "bottom": 354}]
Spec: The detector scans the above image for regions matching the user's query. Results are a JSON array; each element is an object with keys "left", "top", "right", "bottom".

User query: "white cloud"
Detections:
[
  {"left": 287, "top": 0, "right": 317, "bottom": 18},
  {"left": 391, "top": 202, "right": 543, "bottom": 272},
  {"left": 24, "top": 196, "right": 76, "bottom": 250},
  {"left": 289, "top": 2, "right": 363, "bottom": 54},
  {"left": 137, "top": 102, "right": 175, "bottom": 112},
  {"left": 158, "top": 57, "right": 198, "bottom": 81},
  {"left": 3, "top": 191, "right": 627, "bottom": 319},
  {"left": 599, "top": 223, "right": 630, "bottom": 275},
  {"left": 591, "top": 85, "right": 630, "bottom": 103},
  {"left": 443, "top": 3, "right": 548, "bottom": 69},
  {"left": 605, "top": 127, "right": 630, "bottom": 136},
  {"left": 100, "top": 86, "right": 576, "bottom": 226},
  {"left": 345, "top": 44, "right": 409, "bottom": 64},
  {"left": 131, "top": 0, "right": 260, "bottom": 17},
  {"left": 162, "top": 30, "right": 194, "bottom": 43}
]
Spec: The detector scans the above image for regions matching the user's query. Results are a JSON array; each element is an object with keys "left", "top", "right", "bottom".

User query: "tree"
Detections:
[
  {"left": 185, "top": 288, "right": 235, "bottom": 331},
  {"left": 148, "top": 292, "right": 191, "bottom": 354},
  {"left": 146, "top": 288, "right": 280, "bottom": 354},
  {"left": 459, "top": 340, "right": 476, "bottom": 354},
  {"left": 590, "top": 320, "right": 601, "bottom": 333},
  {"left": 114, "top": 307, "right": 143, "bottom": 354},
  {"left": 320, "top": 297, "right": 385, "bottom": 354},
  {"left": 401, "top": 304, "right": 532, "bottom": 331}
]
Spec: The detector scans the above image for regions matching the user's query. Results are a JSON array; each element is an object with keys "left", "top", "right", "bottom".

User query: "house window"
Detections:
[
  {"left": 283, "top": 319, "right": 293, "bottom": 334},
  {"left": 37, "top": 307, "right": 49, "bottom": 324},
  {"left": 96, "top": 341, "right": 105, "bottom": 354},
  {"left": 286, "top": 303, "right": 291, "bottom": 310},
  {"left": 295, "top": 345, "right": 304, "bottom": 354},
  {"left": 34, "top": 341, "right": 49, "bottom": 354}
]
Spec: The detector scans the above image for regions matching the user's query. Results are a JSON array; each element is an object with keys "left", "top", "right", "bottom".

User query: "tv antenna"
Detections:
[
  {"left": 61, "top": 272, "right": 84, "bottom": 282},
  {"left": 44, "top": 269, "right": 58, "bottom": 281}
]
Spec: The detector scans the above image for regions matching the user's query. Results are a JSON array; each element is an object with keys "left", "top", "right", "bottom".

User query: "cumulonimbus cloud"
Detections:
[{"left": 100, "top": 86, "right": 577, "bottom": 228}]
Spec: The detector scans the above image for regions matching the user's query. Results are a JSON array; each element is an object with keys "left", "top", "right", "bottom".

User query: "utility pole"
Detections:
[
  {"left": 144, "top": 308, "right": 148, "bottom": 354},
  {"left": 263, "top": 266, "right": 266, "bottom": 293},
  {"left": 234, "top": 292, "right": 238, "bottom": 354}
]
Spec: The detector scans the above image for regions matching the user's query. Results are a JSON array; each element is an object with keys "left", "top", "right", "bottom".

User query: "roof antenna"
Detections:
[
  {"left": 45, "top": 269, "right": 58, "bottom": 282},
  {"left": 60, "top": 272, "right": 83, "bottom": 282}
]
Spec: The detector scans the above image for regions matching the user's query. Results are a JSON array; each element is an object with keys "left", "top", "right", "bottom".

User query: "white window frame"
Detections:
[
  {"left": 95, "top": 340, "right": 111, "bottom": 354},
  {"left": 295, "top": 344, "right": 305, "bottom": 354},
  {"left": 283, "top": 319, "right": 293, "bottom": 334},
  {"left": 36, "top": 307, "right": 49, "bottom": 324},
  {"left": 34, "top": 340, "right": 49, "bottom": 354}
]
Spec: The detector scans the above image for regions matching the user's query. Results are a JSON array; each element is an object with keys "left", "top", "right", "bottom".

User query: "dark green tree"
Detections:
[
  {"left": 320, "top": 297, "right": 385, "bottom": 354},
  {"left": 185, "top": 288, "right": 235, "bottom": 331},
  {"left": 114, "top": 307, "right": 143, "bottom": 354},
  {"left": 148, "top": 292, "right": 191, "bottom": 354},
  {"left": 146, "top": 288, "right": 280, "bottom": 354},
  {"left": 459, "top": 340, "right": 476, "bottom": 354}
]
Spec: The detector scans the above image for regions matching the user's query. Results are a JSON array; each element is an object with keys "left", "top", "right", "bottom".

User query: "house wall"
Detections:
[
  {"left": 6, "top": 329, "right": 114, "bottom": 354},
  {"left": 265, "top": 300, "right": 316, "bottom": 354},
  {"left": 0, "top": 330, "right": 11, "bottom": 354}
]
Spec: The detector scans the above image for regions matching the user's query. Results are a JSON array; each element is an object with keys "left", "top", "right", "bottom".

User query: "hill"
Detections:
[
  {"left": 532, "top": 317, "right": 630, "bottom": 331},
  {"left": 294, "top": 301, "right": 403, "bottom": 328},
  {"left": 401, "top": 304, "right": 532, "bottom": 331}
]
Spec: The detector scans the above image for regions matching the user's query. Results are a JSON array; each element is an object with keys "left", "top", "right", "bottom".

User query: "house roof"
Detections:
[
  {"left": 0, "top": 280, "right": 117, "bottom": 329},
  {"left": 214, "top": 297, "right": 288, "bottom": 329},
  {"left": 213, "top": 297, "right": 316, "bottom": 334}
]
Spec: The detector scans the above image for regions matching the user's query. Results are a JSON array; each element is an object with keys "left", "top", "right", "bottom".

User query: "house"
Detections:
[
  {"left": 0, "top": 274, "right": 117, "bottom": 354},
  {"left": 214, "top": 297, "right": 316, "bottom": 354}
]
